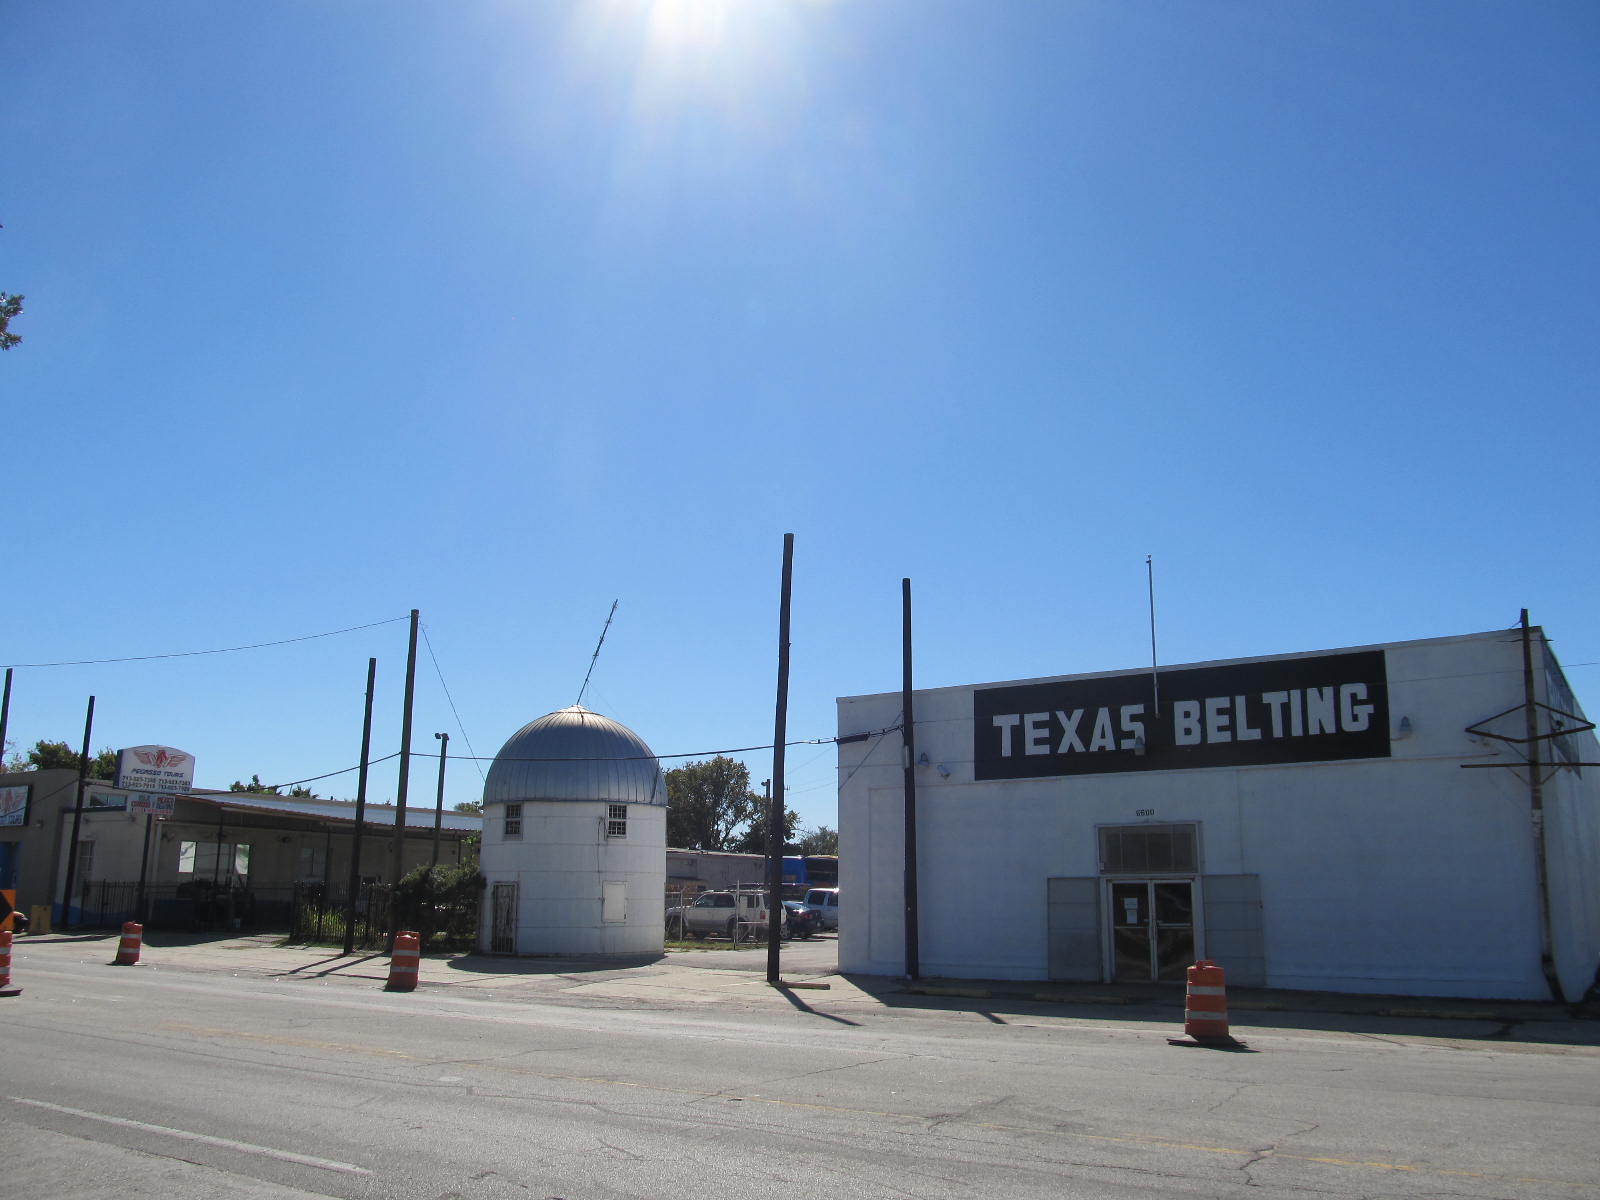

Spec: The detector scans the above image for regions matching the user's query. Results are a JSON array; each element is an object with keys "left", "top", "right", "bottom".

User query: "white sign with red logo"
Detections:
[
  {"left": 0, "top": 784, "right": 29, "bottom": 828},
  {"left": 129, "top": 794, "right": 177, "bottom": 815},
  {"left": 116, "top": 746, "right": 195, "bottom": 795}
]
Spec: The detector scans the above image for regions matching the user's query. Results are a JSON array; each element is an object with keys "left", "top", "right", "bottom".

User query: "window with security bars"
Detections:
[
  {"left": 76, "top": 839, "right": 96, "bottom": 884},
  {"left": 606, "top": 804, "right": 627, "bottom": 838},
  {"left": 1099, "top": 824, "right": 1197, "bottom": 874},
  {"left": 297, "top": 845, "right": 326, "bottom": 881},
  {"left": 177, "top": 840, "right": 252, "bottom": 881},
  {"left": 503, "top": 803, "right": 522, "bottom": 839}
]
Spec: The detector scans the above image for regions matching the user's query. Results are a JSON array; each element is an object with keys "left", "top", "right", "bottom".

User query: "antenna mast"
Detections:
[
  {"left": 1147, "top": 555, "right": 1160, "bottom": 717},
  {"left": 576, "top": 600, "right": 619, "bottom": 707}
]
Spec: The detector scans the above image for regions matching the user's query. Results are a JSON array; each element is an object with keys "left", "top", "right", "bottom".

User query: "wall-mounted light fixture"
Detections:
[
  {"left": 1395, "top": 716, "right": 1415, "bottom": 740},
  {"left": 936, "top": 764, "right": 951, "bottom": 779}
]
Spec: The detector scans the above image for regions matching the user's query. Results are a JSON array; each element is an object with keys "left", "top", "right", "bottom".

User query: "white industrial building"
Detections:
[
  {"left": 836, "top": 625, "right": 1600, "bottom": 1001},
  {"left": 478, "top": 705, "right": 667, "bottom": 956}
]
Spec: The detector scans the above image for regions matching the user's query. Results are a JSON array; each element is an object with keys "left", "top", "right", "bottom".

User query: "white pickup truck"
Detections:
[{"left": 666, "top": 890, "right": 777, "bottom": 941}]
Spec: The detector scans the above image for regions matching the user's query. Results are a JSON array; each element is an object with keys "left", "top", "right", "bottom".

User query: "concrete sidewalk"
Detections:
[
  {"left": 11, "top": 931, "right": 1599, "bottom": 1046},
  {"left": 7, "top": 931, "right": 892, "bottom": 1012}
]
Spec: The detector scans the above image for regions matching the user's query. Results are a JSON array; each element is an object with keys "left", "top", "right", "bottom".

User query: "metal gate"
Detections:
[{"left": 489, "top": 881, "right": 517, "bottom": 954}]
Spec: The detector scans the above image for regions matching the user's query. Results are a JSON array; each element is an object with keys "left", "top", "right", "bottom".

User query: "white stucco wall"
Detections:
[
  {"left": 479, "top": 802, "right": 666, "bottom": 955},
  {"left": 1545, "top": 764, "right": 1600, "bottom": 1002},
  {"left": 838, "top": 629, "right": 1600, "bottom": 1001}
]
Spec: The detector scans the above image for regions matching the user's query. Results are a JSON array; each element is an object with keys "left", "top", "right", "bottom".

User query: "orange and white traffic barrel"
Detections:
[
  {"left": 0, "top": 930, "right": 19, "bottom": 996},
  {"left": 386, "top": 931, "right": 421, "bottom": 992},
  {"left": 1184, "top": 959, "right": 1229, "bottom": 1040},
  {"left": 114, "top": 922, "right": 144, "bottom": 966}
]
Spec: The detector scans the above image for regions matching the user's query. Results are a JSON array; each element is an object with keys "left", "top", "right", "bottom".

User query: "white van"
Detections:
[{"left": 802, "top": 887, "right": 839, "bottom": 931}]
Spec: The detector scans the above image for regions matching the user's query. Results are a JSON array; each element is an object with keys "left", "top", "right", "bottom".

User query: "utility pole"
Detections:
[
  {"left": 343, "top": 659, "right": 377, "bottom": 956},
  {"left": 901, "top": 579, "right": 920, "bottom": 981},
  {"left": 766, "top": 534, "right": 793, "bottom": 985},
  {"left": 431, "top": 732, "right": 449, "bottom": 868},
  {"left": 390, "top": 609, "right": 419, "bottom": 941},
  {"left": 0, "top": 668, "right": 12, "bottom": 767},
  {"left": 60, "top": 696, "right": 95, "bottom": 928}
]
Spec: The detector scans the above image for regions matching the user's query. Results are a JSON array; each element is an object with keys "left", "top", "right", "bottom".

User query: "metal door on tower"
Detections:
[{"left": 490, "top": 881, "right": 517, "bottom": 954}]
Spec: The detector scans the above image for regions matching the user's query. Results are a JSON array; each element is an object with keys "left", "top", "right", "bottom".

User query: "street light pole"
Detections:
[{"left": 431, "top": 732, "right": 449, "bottom": 868}]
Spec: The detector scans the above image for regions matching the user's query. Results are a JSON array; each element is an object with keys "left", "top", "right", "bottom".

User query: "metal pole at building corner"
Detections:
[{"left": 902, "top": 578, "right": 919, "bottom": 982}]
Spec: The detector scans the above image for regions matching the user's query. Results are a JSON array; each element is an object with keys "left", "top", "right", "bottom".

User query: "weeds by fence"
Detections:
[
  {"left": 290, "top": 864, "right": 482, "bottom": 951},
  {"left": 65, "top": 869, "right": 482, "bottom": 951}
]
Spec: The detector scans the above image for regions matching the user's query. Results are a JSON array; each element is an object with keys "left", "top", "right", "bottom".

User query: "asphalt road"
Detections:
[{"left": 4, "top": 938, "right": 1598, "bottom": 1200}]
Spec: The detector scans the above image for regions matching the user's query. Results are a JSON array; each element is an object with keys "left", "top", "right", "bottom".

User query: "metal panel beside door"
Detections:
[
  {"left": 1047, "top": 877, "right": 1102, "bottom": 981},
  {"left": 490, "top": 881, "right": 517, "bottom": 954},
  {"left": 1200, "top": 874, "right": 1265, "bottom": 986}
]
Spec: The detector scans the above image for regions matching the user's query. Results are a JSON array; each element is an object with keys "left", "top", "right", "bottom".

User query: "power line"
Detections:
[
  {"left": 421, "top": 623, "right": 487, "bottom": 784},
  {"left": 2, "top": 616, "right": 411, "bottom": 669},
  {"left": 236, "top": 727, "right": 902, "bottom": 794},
  {"left": 238, "top": 752, "right": 403, "bottom": 794},
  {"left": 444, "top": 727, "right": 901, "bottom": 764}
]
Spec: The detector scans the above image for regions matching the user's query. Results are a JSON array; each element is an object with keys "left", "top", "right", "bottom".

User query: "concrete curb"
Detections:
[
  {"left": 906, "top": 978, "right": 1587, "bottom": 1026},
  {"left": 18, "top": 934, "right": 1599, "bottom": 1041}
]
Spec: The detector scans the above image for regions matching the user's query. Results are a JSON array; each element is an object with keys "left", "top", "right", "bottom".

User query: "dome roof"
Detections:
[{"left": 482, "top": 705, "right": 667, "bottom": 807}]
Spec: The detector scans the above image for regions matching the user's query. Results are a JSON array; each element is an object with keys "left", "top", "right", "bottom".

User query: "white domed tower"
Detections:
[{"left": 478, "top": 705, "right": 667, "bottom": 955}]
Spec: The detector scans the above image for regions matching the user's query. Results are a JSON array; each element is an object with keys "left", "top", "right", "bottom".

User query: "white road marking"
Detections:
[{"left": 8, "top": 1097, "right": 371, "bottom": 1176}]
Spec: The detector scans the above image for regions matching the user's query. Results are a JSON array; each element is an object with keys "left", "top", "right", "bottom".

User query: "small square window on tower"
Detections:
[{"left": 606, "top": 803, "right": 627, "bottom": 838}]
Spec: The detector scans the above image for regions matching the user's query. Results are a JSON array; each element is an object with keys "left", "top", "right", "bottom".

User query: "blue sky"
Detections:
[{"left": 5, "top": 1, "right": 1597, "bottom": 833}]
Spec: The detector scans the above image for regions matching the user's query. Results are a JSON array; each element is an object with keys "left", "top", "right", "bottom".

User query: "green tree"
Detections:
[
  {"left": 0, "top": 293, "right": 21, "bottom": 351},
  {"left": 794, "top": 825, "right": 839, "bottom": 856},
  {"left": 452, "top": 800, "right": 483, "bottom": 815},
  {"left": 665, "top": 756, "right": 761, "bottom": 850},
  {"left": 229, "top": 774, "right": 280, "bottom": 795},
  {"left": 393, "top": 857, "right": 483, "bottom": 948},
  {"left": 15, "top": 739, "right": 116, "bottom": 778},
  {"left": 729, "top": 805, "right": 800, "bottom": 856}
]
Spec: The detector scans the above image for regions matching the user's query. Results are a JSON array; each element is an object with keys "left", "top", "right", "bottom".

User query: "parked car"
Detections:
[
  {"left": 782, "top": 900, "right": 817, "bottom": 940},
  {"left": 666, "top": 890, "right": 778, "bottom": 941},
  {"left": 802, "top": 887, "right": 839, "bottom": 931}
]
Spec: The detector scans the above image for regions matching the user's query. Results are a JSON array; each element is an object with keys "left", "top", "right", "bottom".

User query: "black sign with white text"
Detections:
[{"left": 973, "top": 650, "right": 1390, "bottom": 779}]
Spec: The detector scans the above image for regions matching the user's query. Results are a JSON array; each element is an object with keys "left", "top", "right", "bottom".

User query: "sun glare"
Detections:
[
  {"left": 645, "top": 0, "right": 737, "bottom": 53},
  {"left": 560, "top": 0, "right": 840, "bottom": 213},
  {"left": 589, "top": 0, "right": 822, "bottom": 124}
]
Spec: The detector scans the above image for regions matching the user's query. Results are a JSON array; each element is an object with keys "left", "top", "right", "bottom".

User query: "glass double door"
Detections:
[{"left": 1110, "top": 879, "right": 1195, "bottom": 983}]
